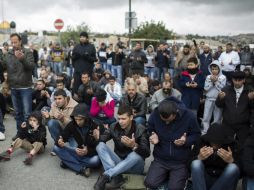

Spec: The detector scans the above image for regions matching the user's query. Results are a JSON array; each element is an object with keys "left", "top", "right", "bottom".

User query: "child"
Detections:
[
  {"left": 202, "top": 61, "right": 226, "bottom": 134},
  {"left": 0, "top": 111, "right": 47, "bottom": 165},
  {"left": 179, "top": 57, "right": 205, "bottom": 115}
]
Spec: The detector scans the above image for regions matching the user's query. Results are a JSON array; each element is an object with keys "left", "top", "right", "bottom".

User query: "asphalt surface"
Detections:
[
  {"left": 0, "top": 114, "right": 154, "bottom": 190},
  {"left": 0, "top": 115, "right": 243, "bottom": 190}
]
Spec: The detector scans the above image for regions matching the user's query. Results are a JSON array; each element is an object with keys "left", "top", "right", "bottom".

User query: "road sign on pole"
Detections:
[{"left": 54, "top": 19, "right": 64, "bottom": 31}]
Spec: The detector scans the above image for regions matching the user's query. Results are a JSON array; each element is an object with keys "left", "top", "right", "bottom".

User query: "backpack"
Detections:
[{"left": 120, "top": 174, "right": 146, "bottom": 190}]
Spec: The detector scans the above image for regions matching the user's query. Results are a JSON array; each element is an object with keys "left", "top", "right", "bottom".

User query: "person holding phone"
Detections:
[{"left": 1, "top": 33, "right": 35, "bottom": 141}]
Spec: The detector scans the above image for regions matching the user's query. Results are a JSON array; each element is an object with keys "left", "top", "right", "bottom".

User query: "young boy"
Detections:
[
  {"left": 202, "top": 60, "right": 226, "bottom": 134},
  {"left": 0, "top": 111, "right": 47, "bottom": 165},
  {"left": 179, "top": 57, "right": 205, "bottom": 115}
]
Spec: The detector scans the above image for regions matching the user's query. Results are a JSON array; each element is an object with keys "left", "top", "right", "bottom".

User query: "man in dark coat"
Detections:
[
  {"left": 191, "top": 123, "right": 240, "bottom": 190},
  {"left": 72, "top": 32, "right": 97, "bottom": 94}
]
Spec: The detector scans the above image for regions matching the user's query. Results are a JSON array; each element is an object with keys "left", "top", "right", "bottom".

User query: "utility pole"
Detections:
[{"left": 128, "top": 0, "right": 131, "bottom": 49}]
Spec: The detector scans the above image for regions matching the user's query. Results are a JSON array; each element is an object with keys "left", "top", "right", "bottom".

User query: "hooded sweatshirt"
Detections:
[
  {"left": 148, "top": 97, "right": 201, "bottom": 165},
  {"left": 204, "top": 60, "right": 227, "bottom": 100}
]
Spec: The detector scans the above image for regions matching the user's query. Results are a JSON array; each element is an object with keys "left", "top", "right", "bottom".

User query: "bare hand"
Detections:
[
  {"left": 198, "top": 146, "right": 214, "bottom": 160},
  {"left": 42, "top": 111, "right": 50, "bottom": 119},
  {"left": 174, "top": 133, "right": 187, "bottom": 146},
  {"left": 218, "top": 91, "right": 226, "bottom": 99},
  {"left": 149, "top": 132, "right": 159, "bottom": 145},
  {"left": 76, "top": 146, "right": 88, "bottom": 156},
  {"left": 121, "top": 133, "right": 136, "bottom": 148},
  {"left": 93, "top": 127, "right": 100, "bottom": 141},
  {"left": 21, "top": 122, "right": 27, "bottom": 128},
  {"left": 15, "top": 50, "right": 24, "bottom": 60},
  {"left": 248, "top": 91, "right": 254, "bottom": 100},
  {"left": 217, "top": 147, "right": 234, "bottom": 163},
  {"left": 58, "top": 136, "right": 65, "bottom": 148}
]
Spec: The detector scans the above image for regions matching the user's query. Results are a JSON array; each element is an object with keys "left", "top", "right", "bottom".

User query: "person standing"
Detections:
[
  {"left": 72, "top": 32, "right": 97, "bottom": 95},
  {"left": 2, "top": 33, "right": 35, "bottom": 140}
]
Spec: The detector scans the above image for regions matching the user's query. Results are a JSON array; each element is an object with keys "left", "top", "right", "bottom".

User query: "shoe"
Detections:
[
  {"left": 23, "top": 156, "right": 33, "bottom": 165},
  {"left": 0, "top": 132, "right": 5, "bottom": 141},
  {"left": 80, "top": 167, "right": 91, "bottom": 178},
  {"left": 12, "top": 134, "right": 19, "bottom": 141},
  {"left": 94, "top": 174, "right": 110, "bottom": 190},
  {"left": 50, "top": 151, "right": 56, "bottom": 156},
  {"left": 105, "top": 175, "right": 125, "bottom": 190},
  {"left": 60, "top": 161, "right": 68, "bottom": 169},
  {"left": 0, "top": 151, "right": 10, "bottom": 161}
]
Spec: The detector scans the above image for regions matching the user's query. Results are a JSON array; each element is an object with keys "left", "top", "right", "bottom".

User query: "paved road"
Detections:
[
  {"left": 0, "top": 115, "right": 153, "bottom": 190},
  {"left": 0, "top": 115, "right": 243, "bottom": 190}
]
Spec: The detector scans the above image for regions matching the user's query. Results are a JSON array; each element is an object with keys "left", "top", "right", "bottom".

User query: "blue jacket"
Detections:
[
  {"left": 179, "top": 70, "right": 205, "bottom": 110},
  {"left": 198, "top": 53, "right": 213, "bottom": 76},
  {"left": 148, "top": 97, "right": 201, "bottom": 164}
]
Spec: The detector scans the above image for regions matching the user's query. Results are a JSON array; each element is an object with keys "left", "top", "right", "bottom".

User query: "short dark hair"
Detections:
[
  {"left": 95, "top": 88, "right": 107, "bottom": 102},
  {"left": 81, "top": 71, "right": 90, "bottom": 77},
  {"left": 10, "top": 33, "right": 21, "bottom": 41},
  {"left": 37, "top": 79, "right": 45, "bottom": 84},
  {"left": 158, "top": 100, "right": 177, "bottom": 118},
  {"left": 56, "top": 79, "right": 65, "bottom": 85},
  {"left": 118, "top": 104, "right": 133, "bottom": 116},
  {"left": 226, "top": 43, "right": 233, "bottom": 47},
  {"left": 183, "top": 44, "right": 190, "bottom": 49},
  {"left": 187, "top": 57, "right": 198, "bottom": 64},
  {"left": 54, "top": 89, "right": 67, "bottom": 97},
  {"left": 109, "top": 76, "right": 116, "bottom": 81}
]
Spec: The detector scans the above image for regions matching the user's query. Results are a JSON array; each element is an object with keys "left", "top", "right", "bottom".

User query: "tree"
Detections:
[
  {"left": 131, "top": 20, "right": 173, "bottom": 40},
  {"left": 60, "top": 22, "right": 90, "bottom": 46}
]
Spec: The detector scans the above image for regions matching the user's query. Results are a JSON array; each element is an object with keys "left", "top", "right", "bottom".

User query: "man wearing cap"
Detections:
[
  {"left": 216, "top": 71, "right": 254, "bottom": 150},
  {"left": 90, "top": 88, "right": 116, "bottom": 125},
  {"left": 72, "top": 32, "right": 97, "bottom": 95},
  {"left": 191, "top": 123, "right": 240, "bottom": 190}
]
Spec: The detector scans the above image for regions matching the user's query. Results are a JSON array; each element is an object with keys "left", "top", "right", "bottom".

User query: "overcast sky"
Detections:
[{"left": 2, "top": 0, "right": 254, "bottom": 35}]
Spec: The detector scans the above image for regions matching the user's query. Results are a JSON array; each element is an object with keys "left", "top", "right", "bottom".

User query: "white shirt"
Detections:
[
  {"left": 218, "top": 51, "right": 240, "bottom": 72},
  {"left": 104, "top": 82, "right": 122, "bottom": 100},
  {"left": 234, "top": 85, "right": 244, "bottom": 103}
]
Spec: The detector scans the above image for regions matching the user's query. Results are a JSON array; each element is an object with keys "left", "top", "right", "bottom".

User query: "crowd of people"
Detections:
[{"left": 0, "top": 31, "right": 254, "bottom": 190}]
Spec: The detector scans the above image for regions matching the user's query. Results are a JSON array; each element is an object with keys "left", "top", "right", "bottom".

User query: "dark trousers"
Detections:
[
  {"left": 145, "top": 159, "right": 188, "bottom": 190},
  {"left": 73, "top": 72, "right": 82, "bottom": 95}
]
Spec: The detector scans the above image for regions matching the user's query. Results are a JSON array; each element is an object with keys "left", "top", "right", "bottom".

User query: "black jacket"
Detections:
[
  {"left": 192, "top": 136, "right": 236, "bottom": 177},
  {"left": 77, "top": 81, "right": 100, "bottom": 106},
  {"left": 99, "top": 121, "right": 150, "bottom": 159},
  {"left": 32, "top": 88, "right": 51, "bottom": 111},
  {"left": 127, "top": 49, "right": 147, "bottom": 70},
  {"left": 18, "top": 111, "right": 47, "bottom": 146},
  {"left": 215, "top": 85, "right": 254, "bottom": 128},
  {"left": 72, "top": 42, "right": 97, "bottom": 74},
  {"left": 242, "top": 128, "right": 254, "bottom": 178},
  {"left": 107, "top": 51, "right": 125, "bottom": 66},
  {"left": 2, "top": 47, "right": 35, "bottom": 88},
  {"left": 120, "top": 93, "right": 147, "bottom": 118}
]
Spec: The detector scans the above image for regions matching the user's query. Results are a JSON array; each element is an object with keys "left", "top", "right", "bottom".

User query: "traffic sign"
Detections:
[{"left": 54, "top": 19, "right": 64, "bottom": 30}]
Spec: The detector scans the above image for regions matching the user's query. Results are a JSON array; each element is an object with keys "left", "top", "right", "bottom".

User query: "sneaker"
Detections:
[
  {"left": 0, "top": 132, "right": 5, "bottom": 141},
  {"left": 94, "top": 174, "right": 110, "bottom": 190},
  {"left": 60, "top": 161, "right": 68, "bottom": 169},
  {"left": 80, "top": 167, "right": 91, "bottom": 178},
  {"left": 50, "top": 151, "right": 56, "bottom": 156},
  {"left": 105, "top": 175, "right": 125, "bottom": 190},
  {"left": 23, "top": 156, "right": 33, "bottom": 165},
  {"left": 0, "top": 151, "right": 10, "bottom": 161}
]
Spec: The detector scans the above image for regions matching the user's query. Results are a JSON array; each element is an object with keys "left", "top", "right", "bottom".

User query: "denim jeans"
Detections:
[
  {"left": 11, "top": 88, "right": 33, "bottom": 132},
  {"left": 156, "top": 67, "right": 168, "bottom": 81},
  {"left": 66, "top": 65, "right": 74, "bottom": 77},
  {"left": 96, "top": 142, "right": 145, "bottom": 178},
  {"left": 53, "top": 145, "right": 101, "bottom": 172},
  {"left": 53, "top": 62, "right": 63, "bottom": 74},
  {"left": 134, "top": 117, "right": 146, "bottom": 126},
  {"left": 191, "top": 160, "right": 240, "bottom": 190},
  {"left": 243, "top": 177, "right": 254, "bottom": 190},
  {"left": 101, "top": 62, "right": 107, "bottom": 70},
  {"left": 0, "top": 109, "right": 5, "bottom": 133},
  {"left": 107, "top": 63, "right": 112, "bottom": 73},
  {"left": 111, "top": 65, "right": 123, "bottom": 85},
  {"left": 144, "top": 67, "right": 156, "bottom": 80},
  {"left": 47, "top": 119, "right": 77, "bottom": 147}
]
